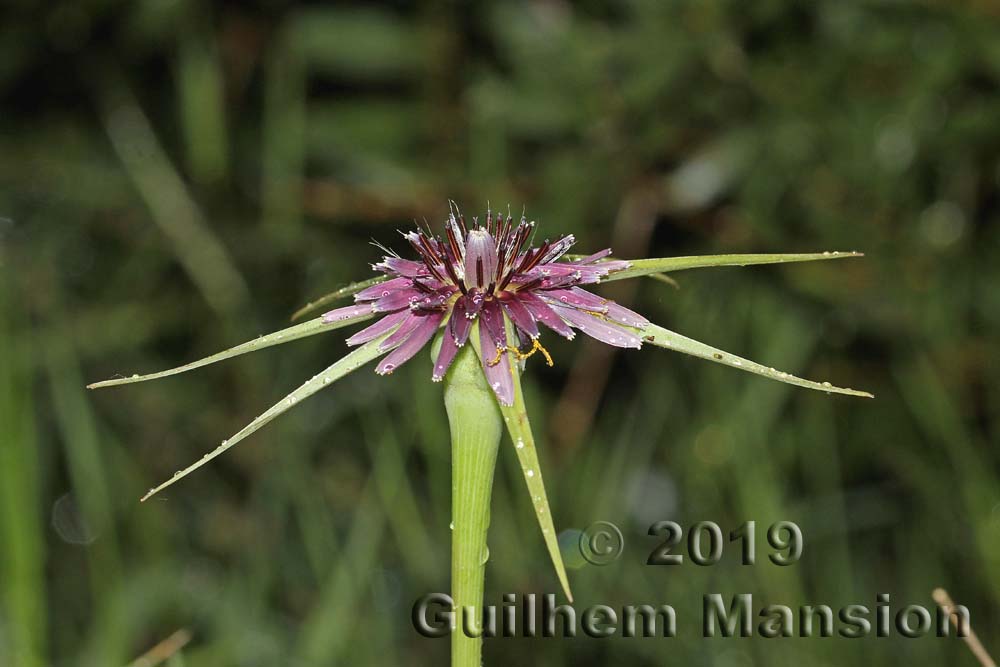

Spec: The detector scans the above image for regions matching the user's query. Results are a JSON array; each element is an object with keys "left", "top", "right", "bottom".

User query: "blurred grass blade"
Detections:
[
  {"left": 604, "top": 252, "right": 863, "bottom": 283},
  {"left": 87, "top": 313, "right": 373, "bottom": 389},
  {"left": 0, "top": 294, "right": 47, "bottom": 667},
  {"left": 470, "top": 319, "right": 573, "bottom": 602},
  {"left": 101, "top": 85, "right": 249, "bottom": 316},
  {"left": 139, "top": 333, "right": 390, "bottom": 501},
  {"left": 291, "top": 275, "right": 388, "bottom": 321},
  {"left": 640, "top": 322, "right": 872, "bottom": 398}
]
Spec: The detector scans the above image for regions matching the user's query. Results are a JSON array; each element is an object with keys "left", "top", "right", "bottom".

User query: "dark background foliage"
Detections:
[{"left": 2, "top": 1, "right": 998, "bottom": 665}]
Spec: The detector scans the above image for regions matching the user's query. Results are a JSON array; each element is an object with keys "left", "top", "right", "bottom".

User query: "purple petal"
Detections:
[
  {"left": 354, "top": 276, "right": 413, "bottom": 301},
  {"left": 432, "top": 330, "right": 460, "bottom": 381},
  {"left": 537, "top": 235, "right": 576, "bottom": 264},
  {"left": 541, "top": 287, "right": 609, "bottom": 313},
  {"left": 550, "top": 304, "right": 642, "bottom": 348},
  {"left": 374, "top": 257, "right": 428, "bottom": 278},
  {"left": 346, "top": 310, "right": 408, "bottom": 346},
  {"left": 464, "top": 229, "right": 499, "bottom": 290},
  {"left": 517, "top": 292, "right": 575, "bottom": 339},
  {"left": 322, "top": 302, "right": 375, "bottom": 323},
  {"left": 573, "top": 248, "right": 613, "bottom": 264},
  {"left": 379, "top": 313, "right": 423, "bottom": 351},
  {"left": 465, "top": 290, "right": 485, "bottom": 319},
  {"left": 376, "top": 313, "right": 443, "bottom": 375},
  {"left": 544, "top": 287, "right": 648, "bottom": 328},
  {"left": 373, "top": 288, "right": 421, "bottom": 312},
  {"left": 450, "top": 296, "right": 473, "bottom": 346},
  {"left": 411, "top": 289, "right": 455, "bottom": 312},
  {"left": 499, "top": 293, "right": 539, "bottom": 339},
  {"left": 479, "top": 321, "right": 514, "bottom": 406},
  {"left": 479, "top": 300, "right": 507, "bottom": 351},
  {"left": 605, "top": 301, "right": 649, "bottom": 328}
]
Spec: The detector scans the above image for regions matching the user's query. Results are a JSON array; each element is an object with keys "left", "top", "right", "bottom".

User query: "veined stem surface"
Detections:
[{"left": 443, "top": 341, "right": 503, "bottom": 667}]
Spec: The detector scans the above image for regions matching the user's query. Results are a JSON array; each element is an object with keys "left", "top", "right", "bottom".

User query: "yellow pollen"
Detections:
[
  {"left": 487, "top": 338, "right": 554, "bottom": 367},
  {"left": 489, "top": 346, "right": 505, "bottom": 367}
]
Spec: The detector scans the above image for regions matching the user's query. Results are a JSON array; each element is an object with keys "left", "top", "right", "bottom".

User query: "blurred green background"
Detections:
[{"left": 2, "top": 1, "right": 999, "bottom": 665}]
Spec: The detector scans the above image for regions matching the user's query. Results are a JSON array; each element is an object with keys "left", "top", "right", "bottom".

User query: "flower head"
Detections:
[{"left": 324, "top": 206, "right": 646, "bottom": 405}]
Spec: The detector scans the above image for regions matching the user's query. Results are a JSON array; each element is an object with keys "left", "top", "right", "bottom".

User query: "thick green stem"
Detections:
[{"left": 443, "top": 343, "right": 503, "bottom": 667}]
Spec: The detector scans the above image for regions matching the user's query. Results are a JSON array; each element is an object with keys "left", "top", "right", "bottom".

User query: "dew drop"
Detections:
[
  {"left": 822, "top": 381, "right": 832, "bottom": 387},
  {"left": 516, "top": 439, "right": 525, "bottom": 449},
  {"left": 526, "top": 469, "right": 535, "bottom": 477},
  {"left": 131, "top": 373, "right": 139, "bottom": 379},
  {"left": 480, "top": 545, "right": 490, "bottom": 564},
  {"left": 173, "top": 471, "right": 181, "bottom": 477},
  {"left": 449, "top": 521, "right": 455, "bottom": 530}
]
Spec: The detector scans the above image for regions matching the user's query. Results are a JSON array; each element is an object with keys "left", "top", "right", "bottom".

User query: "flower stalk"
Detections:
[{"left": 443, "top": 336, "right": 503, "bottom": 667}]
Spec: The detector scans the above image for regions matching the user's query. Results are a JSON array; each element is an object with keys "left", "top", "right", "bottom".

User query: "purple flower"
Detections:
[{"left": 322, "top": 207, "right": 648, "bottom": 406}]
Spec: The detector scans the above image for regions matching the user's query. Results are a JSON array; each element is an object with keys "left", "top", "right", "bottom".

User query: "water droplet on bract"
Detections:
[
  {"left": 323, "top": 377, "right": 331, "bottom": 384},
  {"left": 516, "top": 439, "right": 525, "bottom": 449},
  {"left": 173, "top": 471, "right": 181, "bottom": 477},
  {"left": 823, "top": 251, "right": 831, "bottom": 256},
  {"left": 449, "top": 521, "right": 455, "bottom": 530},
  {"left": 131, "top": 374, "right": 139, "bottom": 379},
  {"left": 221, "top": 439, "right": 228, "bottom": 445},
  {"left": 202, "top": 453, "right": 210, "bottom": 459},
  {"left": 733, "top": 360, "right": 742, "bottom": 366},
  {"left": 822, "top": 381, "right": 832, "bottom": 387},
  {"left": 526, "top": 469, "right": 535, "bottom": 477},
  {"left": 481, "top": 545, "right": 490, "bottom": 564}
]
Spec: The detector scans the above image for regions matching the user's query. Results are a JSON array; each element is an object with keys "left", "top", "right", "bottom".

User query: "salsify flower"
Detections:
[
  {"left": 88, "top": 203, "right": 871, "bottom": 601},
  {"left": 336, "top": 207, "right": 646, "bottom": 406}
]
